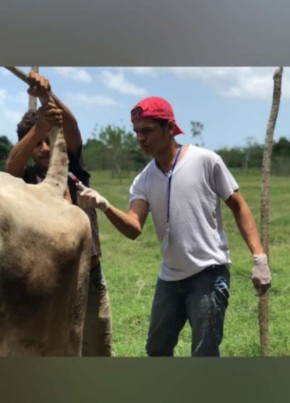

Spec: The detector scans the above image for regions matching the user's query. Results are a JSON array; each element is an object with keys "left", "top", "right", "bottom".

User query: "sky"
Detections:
[{"left": 0, "top": 66, "right": 290, "bottom": 151}]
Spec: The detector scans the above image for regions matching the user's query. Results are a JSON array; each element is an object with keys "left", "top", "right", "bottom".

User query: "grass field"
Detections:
[{"left": 89, "top": 169, "right": 290, "bottom": 357}]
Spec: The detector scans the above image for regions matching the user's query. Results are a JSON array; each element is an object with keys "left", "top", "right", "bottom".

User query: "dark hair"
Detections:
[
  {"left": 154, "top": 118, "right": 169, "bottom": 130},
  {"left": 16, "top": 110, "right": 38, "bottom": 141}
]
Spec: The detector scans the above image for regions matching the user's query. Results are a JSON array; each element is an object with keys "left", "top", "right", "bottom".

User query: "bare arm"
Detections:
[
  {"left": 28, "top": 71, "right": 82, "bottom": 155},
  {"left": 76, "top": 185, "right": 149, "bottom": 240},
  {"left": 225, "top": 190, "right": 271, "bottom": 295},
  {"left": 105, "top": 199, "right": 149, "bottom": 239},
  {"left": 6, "top": 126, "right": 42, "bottom": 177},
  {"left": 49, "top": 90, "right": 82, "bottom": 155},
  {"left": 225, "top": 190, "right": 264, "bottom": 254},
  {"left": 5, "top": 103, "right": 63, "bottom": 177}
]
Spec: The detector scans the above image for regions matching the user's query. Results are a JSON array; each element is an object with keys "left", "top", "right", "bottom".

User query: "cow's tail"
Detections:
[{"left": 43, "top": 125, "right": 68, "bottom": 198}]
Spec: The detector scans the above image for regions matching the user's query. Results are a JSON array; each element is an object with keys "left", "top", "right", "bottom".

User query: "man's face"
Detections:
[
  {"left": 31, "top": 137, "right": 51, "bottom": 171},
  {"left": 133, "top": 118, "right": 173, "bottom": 156}
]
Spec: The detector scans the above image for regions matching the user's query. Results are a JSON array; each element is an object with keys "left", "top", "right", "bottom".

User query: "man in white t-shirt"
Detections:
[{"left": 77, "top": 96, "right": 271, "bottom": 357}]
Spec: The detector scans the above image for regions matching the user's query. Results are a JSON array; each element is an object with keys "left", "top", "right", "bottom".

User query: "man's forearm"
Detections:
[
  {"left": 77, "top": 186, "right": 146, "bottom": 239},
  {"left": 6, "top": 126, "right": 40, "bottom": 177},
  {"left": 233, "top": 204, "right": 264, "bottom": 255},
  {"left": 50, "top": 91, "right": 82, "bottom": 154},
  {"left": 226, "top": 191, "right": 271, "bottom": 293},
  {"left": 104, "top": 205, "right": 142, "bottom": 240}
]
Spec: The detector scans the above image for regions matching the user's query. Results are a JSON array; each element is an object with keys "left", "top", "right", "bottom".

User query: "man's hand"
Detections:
[
  {"left": 76, "top": 184, "right": 110, "bottom": 212},
  {"left": 28, "top": 71, "right": 51, "bottom": 99},
  {"left": 35, "top": 101, "right": 63, "bottom": 134},
  {"left": 251, "top": 254, "right": 271, "bottom": 296}
]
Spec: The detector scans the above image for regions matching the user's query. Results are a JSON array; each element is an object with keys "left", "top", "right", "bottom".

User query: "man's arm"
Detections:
[
  {"left": 105, "top": 199, "right": 149, "bottom": 239},
  {"left": 28, "top": 72, "right": 82, "bottom": 155},
  {"left": 225, "top": 190, "right": 264, "bottom": 255},
  {"left": 5, "top": 103, "right": 63, "bottom": 177},
  {"left": 76, "top": 185, "right": 149, "bottom": 240},
  {"left": 225, "top": 190, "right": 271, "bottom": 295}
]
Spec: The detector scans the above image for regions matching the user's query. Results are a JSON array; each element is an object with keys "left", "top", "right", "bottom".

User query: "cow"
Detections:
[{"left": 0, "top": 125, "right": 92, "bottom": 356}]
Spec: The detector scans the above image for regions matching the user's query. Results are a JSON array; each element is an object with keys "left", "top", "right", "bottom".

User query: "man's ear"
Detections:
[{"left": 168, "top": 121, "right": 175, "bottom": 136}]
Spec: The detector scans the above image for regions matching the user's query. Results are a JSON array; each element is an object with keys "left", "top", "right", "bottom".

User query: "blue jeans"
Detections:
[{"left": 146, "top": 264, "right": 230, "bottom": 357}]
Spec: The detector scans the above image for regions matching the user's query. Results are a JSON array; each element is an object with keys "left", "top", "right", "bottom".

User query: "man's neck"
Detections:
[
  {"left": 34, "top": 163, "right": 48, "bottom": 176},
  {"left": 155, "top": 143, "right": 185, "bottom": 173}
]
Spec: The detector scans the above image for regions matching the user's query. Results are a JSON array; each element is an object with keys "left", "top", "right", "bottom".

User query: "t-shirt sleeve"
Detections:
[
  {"left": 211, "top": 154, "right": 239, "bottom": 200},
  {"left": 129, "top": 171, "right": 149, "bottom": 205}
]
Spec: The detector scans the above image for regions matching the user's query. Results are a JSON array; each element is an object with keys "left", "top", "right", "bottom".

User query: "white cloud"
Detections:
[
  {"left": 65, "top": 92, "right": 118, "bottom": 107},
  {"left": 0, "top": 88, "right": 7, "bottom": 101},
  {"left": 100, "top": 70, "right": 147, "bottom": 96},
  {"left": 53, "top": 67, "right": 92, "bottom": 83},
  {"left": 0, "top": 68, "right": 11, "bottom": 77},
  {"left": 0, "top": 89, "right": 22, "bottom": 121},
  {"left": 11, "top": 90, "right": 31, "bottom": 106},
  {"left": 169, "top": 67, "right": 255, "bottom": 80},
  {"left": 222, "top": 75, "right": 273, "bottom": 98},
  {"left": 167, "top": 67, "right": 289, "bottom": 100},
  {"left": 120, "top": 67, "right": 157, "bottom": 77},
  {"left": 0, "top": 89, "right": 24, "bottom": 141}
]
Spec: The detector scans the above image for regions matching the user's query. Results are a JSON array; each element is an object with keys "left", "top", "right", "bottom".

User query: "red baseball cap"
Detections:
[{"left": 130, "top": 96, "right": 184, "bottom": 136}]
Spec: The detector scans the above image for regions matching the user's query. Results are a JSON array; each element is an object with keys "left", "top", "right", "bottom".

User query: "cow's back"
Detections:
[{"left": 0, "top": 173, "right": 92, "bottom": 356}]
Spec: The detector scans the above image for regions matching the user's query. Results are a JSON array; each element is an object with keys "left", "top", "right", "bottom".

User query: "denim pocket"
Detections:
[{"left": 214, "top": 273, "right": 230, "bottom": 309}]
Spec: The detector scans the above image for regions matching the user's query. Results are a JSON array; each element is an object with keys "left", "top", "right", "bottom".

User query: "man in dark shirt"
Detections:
[{"left": 6, "top": 71, "right": 113, "bottom": 356}]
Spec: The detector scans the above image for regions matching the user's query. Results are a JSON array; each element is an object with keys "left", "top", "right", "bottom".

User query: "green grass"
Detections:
[{"left": 89, "top": 169, "right": 290, "bottom": 357}]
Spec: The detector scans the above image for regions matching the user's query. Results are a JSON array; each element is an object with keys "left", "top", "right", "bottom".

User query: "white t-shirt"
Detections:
[{"left": 129, "top": 145, "right": 239, "bottom": 281}]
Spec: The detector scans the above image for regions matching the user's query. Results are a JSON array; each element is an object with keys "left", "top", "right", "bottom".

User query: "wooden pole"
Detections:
[
  {"left": 4, "top": 66, "right": 51, "bottom": 105},
  {"left": 259, "top": 67, "right": 283, "bottom": 356},
  {"left": 28, "top": 66, "right": 39, "bottom": 111}
]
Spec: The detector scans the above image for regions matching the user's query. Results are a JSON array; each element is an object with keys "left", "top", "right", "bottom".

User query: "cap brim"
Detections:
[{"left": 173, "top": 123, "right": 184, "bottom": 136}]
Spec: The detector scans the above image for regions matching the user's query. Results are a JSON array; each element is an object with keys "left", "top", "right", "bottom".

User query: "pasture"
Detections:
[{"left": 90, "top": 169, "right": 290, "bottom": 357}]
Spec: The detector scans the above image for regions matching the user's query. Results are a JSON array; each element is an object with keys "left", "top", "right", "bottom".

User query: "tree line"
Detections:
[
  {"left": 0, "top": 124, "right": 290, "bottom": 175},
  {"left": 216, "top": 136, "right": 290, "bottom": 176}
]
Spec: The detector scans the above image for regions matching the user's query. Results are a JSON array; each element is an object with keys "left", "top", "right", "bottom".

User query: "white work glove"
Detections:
[
  {"left": 76, "top": 184, "right": 110, "bottom": 212},
  {"left": 251, "top": 253, "right": 271, "bottom": 296}
]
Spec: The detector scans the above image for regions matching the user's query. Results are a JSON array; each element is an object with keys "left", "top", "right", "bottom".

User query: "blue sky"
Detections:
[{"left": 1, "top": 66, "right": 289, "bottom": 150}]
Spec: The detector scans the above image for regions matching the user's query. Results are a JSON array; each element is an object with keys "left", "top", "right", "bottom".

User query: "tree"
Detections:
[
  {"left": 273, "top": 136, "right": 290, "bottom": 158},
  {"left": 272, "top": 136, "right": 290, "bottom": 175},
  {"left": 82, "top": 138, "right": 108, "bottom": 171},
  {"left": 244, "top": 136, "right": 256, "bottom": 169},
  {"left": 0, "top": 135, "right": 13, "bottom": 171},
  {"left": 98, "top": 124, "right": 126, "bottom": 176},
  {"left": 216, "top": 147, "right": 245, "bottom": 168},
  {"left": 190, "top": 121, "right": 204, "bottom": 146},
  {"left": 85, "top": 124, "right": 150, "bottom": 175},
  {"left": 123, "top": 132, "right": 151, "bottom": 171}
]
